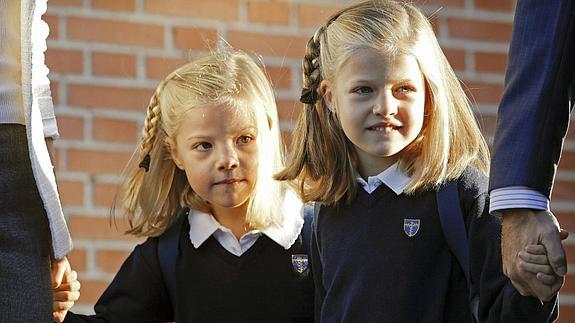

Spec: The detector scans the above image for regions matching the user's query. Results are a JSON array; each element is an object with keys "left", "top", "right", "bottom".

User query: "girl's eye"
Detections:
[
  {"left": 194, "top": 142, "right": 213, "bottom": 151},
  {"left": 396, "top": 85, "right": 415, "bottom": 94},
  {"left": 352, "top": 86, "right": 373, "bottom": 95},
  {"left": 237, "top": 135, "right": 254, "bottom": 145}
]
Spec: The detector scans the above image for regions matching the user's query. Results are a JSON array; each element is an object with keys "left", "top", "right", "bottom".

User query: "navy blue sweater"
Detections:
[
  {"left": 64, "top": 218, "right": 314, "bottom": 323},
  {"left": 312, "top": 167, "right": 557, "bottom": 323}
]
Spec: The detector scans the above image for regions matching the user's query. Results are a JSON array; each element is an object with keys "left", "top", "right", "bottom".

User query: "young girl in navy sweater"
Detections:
[
  {"left": 61, "top": 48, "right": 313, "bottom": 322},
  {"left": 277, "top": 1, "right": 559, "bottom": 322}
]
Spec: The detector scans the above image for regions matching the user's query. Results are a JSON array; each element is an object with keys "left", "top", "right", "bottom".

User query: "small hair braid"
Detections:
[
  {"left": 138, "top": 87, "right": 163, "bottom": 172},
  {"left": 299, "top": 27, "right": 324, "bottom": 105}
]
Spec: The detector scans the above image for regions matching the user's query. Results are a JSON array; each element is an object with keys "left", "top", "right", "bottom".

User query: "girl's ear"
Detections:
[
  {"left": 320, "top": 80, "right": 335, "bottom": 112},
  {"left": 167, "top": 139, "right": 185, "bottom": 170}
]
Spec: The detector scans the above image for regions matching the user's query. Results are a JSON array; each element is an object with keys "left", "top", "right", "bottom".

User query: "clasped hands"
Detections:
[{"left": 501, "top": 209, "right": 569, "bottom": 302}]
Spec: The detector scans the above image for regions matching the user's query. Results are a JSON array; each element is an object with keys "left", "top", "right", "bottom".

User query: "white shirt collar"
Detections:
[
  {"left": 356, "top": 162, "right": 411, "bottom": 195},
  {"left": 187, "top": 191, "right": 304, "bottom": 250}
]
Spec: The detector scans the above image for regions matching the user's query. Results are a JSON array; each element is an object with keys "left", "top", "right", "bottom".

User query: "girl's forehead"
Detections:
[
  {"left": 337, "top": 49, "right": 422, "bottom": 83},
  {"left": 181, "top": 103, "right": 257, "bottom": 131}
]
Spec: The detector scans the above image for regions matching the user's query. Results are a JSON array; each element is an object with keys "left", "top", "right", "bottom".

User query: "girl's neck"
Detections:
[
  {"left": 357, "top": 153, "right": 399, "bottom": 179},
  {"left": 211, "top": 204, "right": 252, "bottom": 240}
]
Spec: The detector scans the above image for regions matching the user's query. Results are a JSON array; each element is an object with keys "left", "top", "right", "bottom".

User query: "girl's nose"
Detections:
[
  {"left": 217, "top": 145, "right": 239, "bottom": 170},
  {"left": 373, "top": 92, "right": 397, "bottom": 116}
]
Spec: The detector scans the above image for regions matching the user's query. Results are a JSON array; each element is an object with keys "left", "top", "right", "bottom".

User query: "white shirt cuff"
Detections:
[{"left": 489, "top": 186, "right": 549, "bottom": 214}]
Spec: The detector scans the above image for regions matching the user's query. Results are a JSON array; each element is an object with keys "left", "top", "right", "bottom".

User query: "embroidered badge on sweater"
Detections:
[
  {"left": 404, "top": 219, "right": 420, "bottom": 237},
  {"left": 291, "top": 254, "right": 309, "bottom": 273}
]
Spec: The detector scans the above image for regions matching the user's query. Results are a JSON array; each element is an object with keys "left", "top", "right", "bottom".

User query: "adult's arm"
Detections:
[{"left": 489, "top": 0, "right": 575, "bottom": 299}]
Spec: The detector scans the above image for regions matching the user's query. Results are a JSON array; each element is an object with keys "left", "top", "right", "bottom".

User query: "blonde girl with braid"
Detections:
[
  {"left": 277, "top": 1, "right": 558, "bottom": 322},
  {"left": 62, "top": 48, "right": 314, "bottom": 323}
]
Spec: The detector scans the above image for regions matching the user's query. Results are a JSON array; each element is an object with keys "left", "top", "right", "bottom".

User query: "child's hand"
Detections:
[
  {"left": 518, "top": 244, "right": 558, "bottom": 286},
  {"left": 52, "top": 257, "right": 81, "bottom": 322}
]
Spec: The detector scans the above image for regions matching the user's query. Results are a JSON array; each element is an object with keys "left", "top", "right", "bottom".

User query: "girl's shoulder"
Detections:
[{"left": 454, "top": 165, "right": 488, "bottom": 200}]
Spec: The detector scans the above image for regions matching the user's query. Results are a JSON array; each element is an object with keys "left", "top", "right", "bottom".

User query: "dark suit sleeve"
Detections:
[
  {"left": 489, "top": 0, "right": 575, "bottom": 197},
  {"left": 63, "top": 238, "right": 172, "bottom": 323},
  {"left": 467, "top": 192, "right": 558, "bottom": 322}
]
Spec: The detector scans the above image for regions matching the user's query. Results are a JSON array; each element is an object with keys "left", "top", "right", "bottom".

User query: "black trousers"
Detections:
[{"left": 0, "top": 124, "right": 52, "bottom": 322}]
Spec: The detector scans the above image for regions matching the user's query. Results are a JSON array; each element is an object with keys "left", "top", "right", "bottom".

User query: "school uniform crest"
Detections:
[
  {"left": 291, "top": 254, "right": 309, "bottom": 273},
  {"left": 404, "top": 218, "right": 420, "bottom": 237}
]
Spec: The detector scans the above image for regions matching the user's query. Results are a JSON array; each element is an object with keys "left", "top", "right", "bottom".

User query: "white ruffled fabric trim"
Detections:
[{"left": 31, "top": 0, "right": 58, "bottom": 139}]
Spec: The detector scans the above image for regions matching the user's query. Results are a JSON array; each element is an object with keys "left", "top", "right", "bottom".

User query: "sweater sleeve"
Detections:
[
  {"left": 466, "top": 190, "right": 558, "bottom": 322},
  {"left": 63, "top": 238, "right": 172, "bottom": 323}
]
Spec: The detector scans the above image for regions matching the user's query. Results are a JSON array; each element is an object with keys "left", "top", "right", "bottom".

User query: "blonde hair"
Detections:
[
  {"left": 116, "top": 49, "right": 287, "bottom": 237},
  {"left": 277, "top": 0, "right": 489, "bottom": 205}
]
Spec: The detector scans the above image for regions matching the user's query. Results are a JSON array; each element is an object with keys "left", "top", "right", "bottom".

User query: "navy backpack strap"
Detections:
[
  {"left": 158, "top": 208, "right": 187, "bottom": 315},
  {"left": 436, "top": 181, "right": 478, "bottom": 322},
  {"left": 302, "top": 204, "right": 314, "bottom": 253},
  {"left": 302, "top": 202, "right": 321, "bottom": 255}
]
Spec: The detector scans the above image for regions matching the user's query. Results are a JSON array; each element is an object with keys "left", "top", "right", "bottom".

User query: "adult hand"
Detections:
[
  {"left": 51, "top": 256, "right": 81, "bottom": 322},
  {"left": 501, "top": 209, "right": 567, "bottom": 301}
]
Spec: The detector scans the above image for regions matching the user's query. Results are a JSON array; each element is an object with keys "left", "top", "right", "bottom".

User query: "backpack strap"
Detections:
[
  {"left": 301, "top": 204, "right": 314, "bottom": 253},
  {"left": 158, "top": 208, "right": 188, "bottom": 316},
  {"left": 436, "top": 181, "right": 479, "bottom": 322}
]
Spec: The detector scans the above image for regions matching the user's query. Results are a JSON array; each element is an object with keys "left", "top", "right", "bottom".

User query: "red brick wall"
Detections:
[{"left": 45, "top": 0, "right": 575, "bottom": 320}]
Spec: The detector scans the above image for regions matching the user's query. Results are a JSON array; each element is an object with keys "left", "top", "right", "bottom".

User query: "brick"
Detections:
[
  {"left": 68, "top": 84, "right": 152, "bottom": 111},
  {"left": 96, "top": 249, "right": 131, "bottom": 274},
  {"left": 53, "top": 148, "right": 62, "bottom": 170},
  {"left": 67, "top": 248, "right": 87, "bottom": 272},
  {"left": 475, "top": 0, "right": 515, "bottom": 12},
  {"left": 228, "top": 31, "right": 309, "bottom": 59},
  {"left": 564, "top": 275, "right": 575, "bottom": 293},
  {"left": 144, "top": 0, "right": 239, "bottom": 21},
  {"left": 555, "top": 213, "right": 575, "bottom": 232},
  {"left": 93, "top": 118, "right": 138, "bottom": 144},
  {"left": 44, "top": 14, "right": 59, "bottom": 40},
  {"left": 559, "top": 151, "right": 575, "bottom": 171},
  {"left": 429, "top": 16, "right": 440, "bottom": 38},
  {"left": 277, "top": 99, "right": 301, "bottom": 124},
  {"left": 443, "top": 48, "right": 466, "bottom": 72},
  {"left": 475, "top": 52, "right": 508, "bottom": 74},
  {"left": 553, "top": 180, "right": 575, "bottom": 200},
  {"left": 68, "top": 17, "right": 164, "bottom": 48},
  {"left": 74, "top": 279, "right": 109, "bottom": 305},
  {"left": 558, "top": 305, "right": 575, "bottom": 323},
  {"left": 248, "top": 0, "right": 290, "bottom": 26},
  {"left": 57, "top": 116, "right": 84, "bottom": 140},
  {"left": 146, "top": 56, "right": 189, "bottom": 80},
  {"left": 568, "top": 123, "right": 575, "bottom": 140},
  {"left": 49, "top": 0, "right": 83, "bottom": 7},
  {"left": 298, "top": 4, "right": 343, "bottom": 28},
  {"left": 46, "top": 48, "right": 83, "bottom": 74},
  {"left": 58, "top": 180, "right": 84, "bottom": 205},
  {"left": 94, "top": 182, "right": 119, "bottom": 208},
  {"left": 462, "top": 80, "right": 504, "bottom": 105},
  {"left": 66, "top": 149, "right": 132, "bottom": 174},
  {"left": 50, "top": 81, "right": 59, "bottom": 105},
  {"left": 266, "top": 65, "right": 292, "bottom": 90},
  {"left": 92, "top": 52, "right": 137, "bottom": 78},
  {"left": 68, "top": 215, "right": 145, "bottom": 242},
  {"left": 173, "top": 26, "right": 218, "bottom": 51},
  {"left": 447, "top": 18, "right": 512, "bottom": 43},
  {"left": 92, "top": 0, "right": 136, "bottom": 11}
]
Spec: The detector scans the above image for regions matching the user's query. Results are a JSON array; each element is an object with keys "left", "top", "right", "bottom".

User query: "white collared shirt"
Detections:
[
  {"left": 187, "top": 193, "right": 304, "bottom": 256},
  {"left": 356, "top": 163, "right": 411, "bottom": 195}
]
